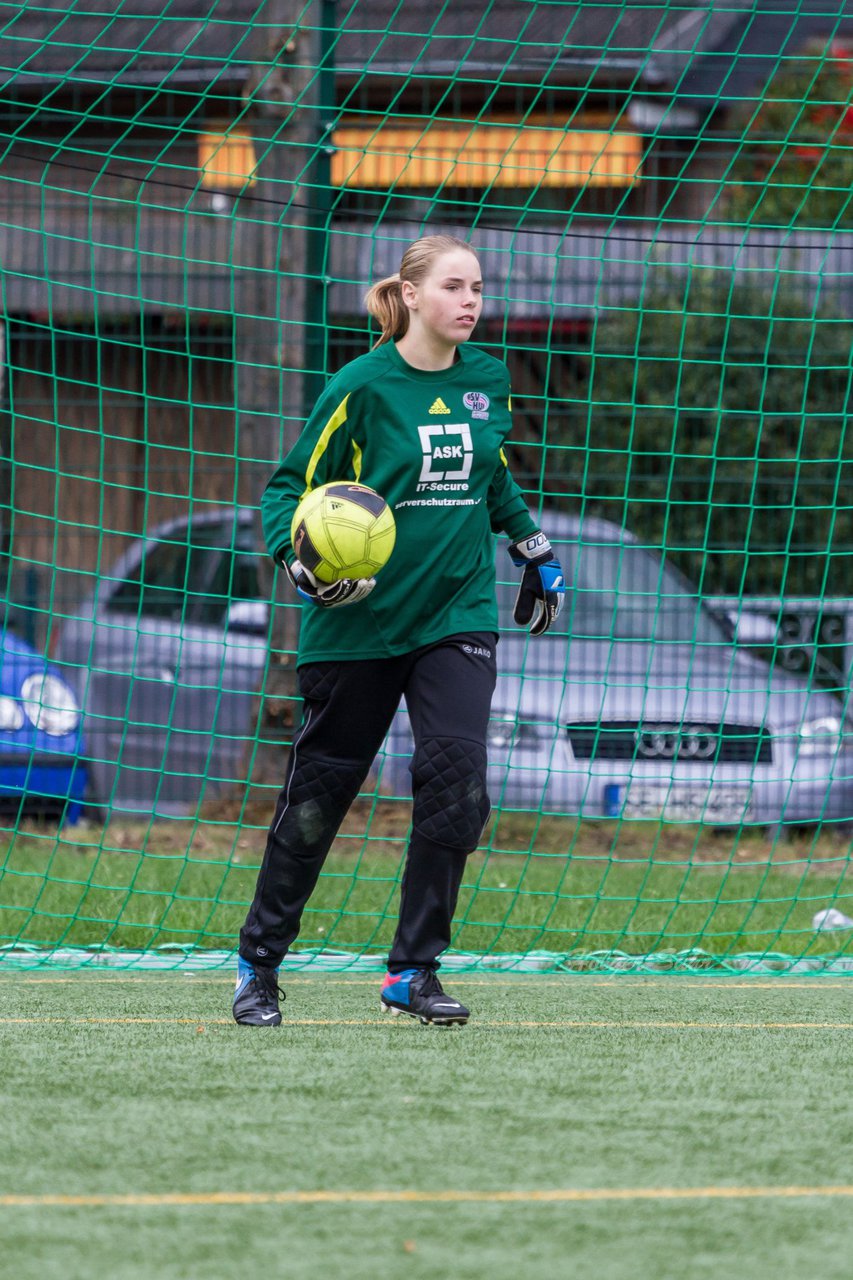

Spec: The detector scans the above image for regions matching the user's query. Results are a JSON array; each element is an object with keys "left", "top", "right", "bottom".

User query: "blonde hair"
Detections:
[{"left": 364, "top": 234, "right": 479, "bottom": 347}]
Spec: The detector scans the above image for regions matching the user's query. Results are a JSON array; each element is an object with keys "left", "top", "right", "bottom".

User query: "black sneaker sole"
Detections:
[{"left": 380, "top": 999, "right": 468, "bottom": 1026}]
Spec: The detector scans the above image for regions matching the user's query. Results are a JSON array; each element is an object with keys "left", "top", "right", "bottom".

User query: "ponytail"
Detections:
[{"left": 364, "top": 274, "right": 409, "bottom": 347}]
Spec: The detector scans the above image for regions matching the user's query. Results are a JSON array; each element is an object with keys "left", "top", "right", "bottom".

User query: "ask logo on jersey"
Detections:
[{"left": 416, "top": 423, "right": 474, "bottom": 492}]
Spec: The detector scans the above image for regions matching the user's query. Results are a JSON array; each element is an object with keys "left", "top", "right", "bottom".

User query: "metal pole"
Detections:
[
  {"left": 302, "top": 0, "right": 337, "bottom": 418},
  {"left": 234, "top": 0, "right": 327, "bottom": 785}
]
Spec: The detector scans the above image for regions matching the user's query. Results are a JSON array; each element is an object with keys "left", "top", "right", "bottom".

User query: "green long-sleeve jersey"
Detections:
[{"left": 261, "top": 340, "right": 539, "bottom": 663}]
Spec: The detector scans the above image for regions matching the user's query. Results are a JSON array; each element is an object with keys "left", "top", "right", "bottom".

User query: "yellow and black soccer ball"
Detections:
[{"left": 290, "top": 482, "right": 397, "bottom": 583}]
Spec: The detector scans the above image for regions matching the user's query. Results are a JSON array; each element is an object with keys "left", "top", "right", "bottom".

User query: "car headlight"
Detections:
[
  {"left": 0, "top": 695, "right": 24, "bottom": 731},
  {"left": 798, "top": 715, "right": 849, "bottom": 756},
  {"left": 20, "top": 674, "right": 81, "bottom": 736},
  {"left": 487, "top": 717, "right": 550, "bottom": 750}
]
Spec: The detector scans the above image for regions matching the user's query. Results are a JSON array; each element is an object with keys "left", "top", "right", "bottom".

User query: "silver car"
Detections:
[
  {"left": 55, "top": 509, "right": 269, "bottom": 813},
  {"left": 483, "top": 516, "right": 853, "bottom": 826},
  {"left": 55, "top": 507, "right": 852, "bottom": 825},
  {"left": 377, "top": 513, "right": 851, "bottom": 827}
]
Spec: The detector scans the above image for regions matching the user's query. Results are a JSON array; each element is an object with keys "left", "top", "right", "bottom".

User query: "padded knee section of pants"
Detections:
[
  {"left": 411, "top": 736, "right": 490, "bottom": 853},
  {"left": 273, "top": 757, "right": 364, "bottom": 856},
  {"left": 298, "top": 665, "right": 339, "bottom": 704}
]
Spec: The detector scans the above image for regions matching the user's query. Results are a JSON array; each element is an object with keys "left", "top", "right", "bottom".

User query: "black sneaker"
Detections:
[
  {"left": 233, "top": 957, "right": 284, "bottom": 1026},
  {"left": 380, "top": 968, "right": 469, "bottom": 1025}
]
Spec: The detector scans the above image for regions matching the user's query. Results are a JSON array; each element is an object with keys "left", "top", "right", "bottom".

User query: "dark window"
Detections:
[{"left": 108, "top": 518, "right": 261, "bottom": 626}]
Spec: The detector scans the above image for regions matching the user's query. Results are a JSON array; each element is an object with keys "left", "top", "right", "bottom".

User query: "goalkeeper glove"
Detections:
[
  {"left": 507, "top": 531, "right": 565, "bottom": 637},
  {"left": 278, "top": 554, "right": 375, "bottom": 608}
]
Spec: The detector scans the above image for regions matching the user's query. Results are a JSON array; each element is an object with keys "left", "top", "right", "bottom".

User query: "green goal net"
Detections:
[{"left": 0, "top": 0, "right": 851, "bottom": 974}]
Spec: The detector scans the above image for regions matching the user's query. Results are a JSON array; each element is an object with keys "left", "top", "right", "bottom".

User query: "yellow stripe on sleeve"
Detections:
[
  {"left": 499, "top": 447, "right": 508, "bottom": 467},
  {"left": 303, "top": 394, "right": 351, "bottom": 494},
  {"left": 351, "top": 438, "right": 363, "bottom": 481}
]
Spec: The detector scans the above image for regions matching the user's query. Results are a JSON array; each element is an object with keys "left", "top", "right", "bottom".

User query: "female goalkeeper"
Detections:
[{"left": 234, "top": 234, "right": 564, "bottom": 1027}]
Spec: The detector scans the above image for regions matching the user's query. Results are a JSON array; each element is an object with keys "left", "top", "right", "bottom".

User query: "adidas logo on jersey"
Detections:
[{"left": 428, "top": 397, "right": 451, "bottom": 414}]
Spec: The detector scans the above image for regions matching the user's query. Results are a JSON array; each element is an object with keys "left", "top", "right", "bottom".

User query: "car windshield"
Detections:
[
  {"left": 498, "top": 537, "right": 728, "bottom": 646},
  {"left": 108, "top": 518, "right": 261, "bottom": 626},
  {"left": 568, "top": 540, "right": 727, "bottom": 644}
]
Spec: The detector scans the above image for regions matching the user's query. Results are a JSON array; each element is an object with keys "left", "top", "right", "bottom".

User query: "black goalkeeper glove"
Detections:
[
  {"left": 278, "top": 554, "right": 375, "bottom": 608},
  {"left": 507, "top": 531, "right": 565, "bottom": 636}
]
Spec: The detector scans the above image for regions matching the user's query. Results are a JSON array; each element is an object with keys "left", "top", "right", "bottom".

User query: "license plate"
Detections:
[{"left": 607, "top": 784, "right": 753, "bottom": 823}]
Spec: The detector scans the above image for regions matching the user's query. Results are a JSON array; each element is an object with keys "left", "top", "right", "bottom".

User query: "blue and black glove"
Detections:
[
  {"left": 508, "top": 531, "right": 565, "bottom": 636},
  {"left": 278, "top": 553, "right": 375, "bottom": 608}
]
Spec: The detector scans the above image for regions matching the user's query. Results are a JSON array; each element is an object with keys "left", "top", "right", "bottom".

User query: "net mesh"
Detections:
[{"left": 0, "top": 0, "right": 851, "bottom": 974}]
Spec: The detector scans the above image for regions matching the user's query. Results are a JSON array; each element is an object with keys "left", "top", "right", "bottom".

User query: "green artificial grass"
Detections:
[
  {"left": 1, "top": 817, "right": 852, "bottom": 964},
  {"left": 3, "top": 975, "right": 853, "bottom": 1279}
]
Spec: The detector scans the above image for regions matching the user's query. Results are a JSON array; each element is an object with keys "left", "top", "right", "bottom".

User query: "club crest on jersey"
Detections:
[{"left": 463, "top": 390, "right": 490, "bottom": 420}]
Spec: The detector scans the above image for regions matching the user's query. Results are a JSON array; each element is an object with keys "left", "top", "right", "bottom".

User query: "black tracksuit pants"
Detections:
[{"left": 239, "top": 632, "right": 497, "bottom": 972}]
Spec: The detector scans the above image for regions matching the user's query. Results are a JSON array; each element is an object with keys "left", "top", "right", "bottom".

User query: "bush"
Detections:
[
  {"left": 569, "top": 269, "right": 853, "bottom": 596},
  {"left": 720, "top": 38, "right": 853, "bottom": 229}
]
